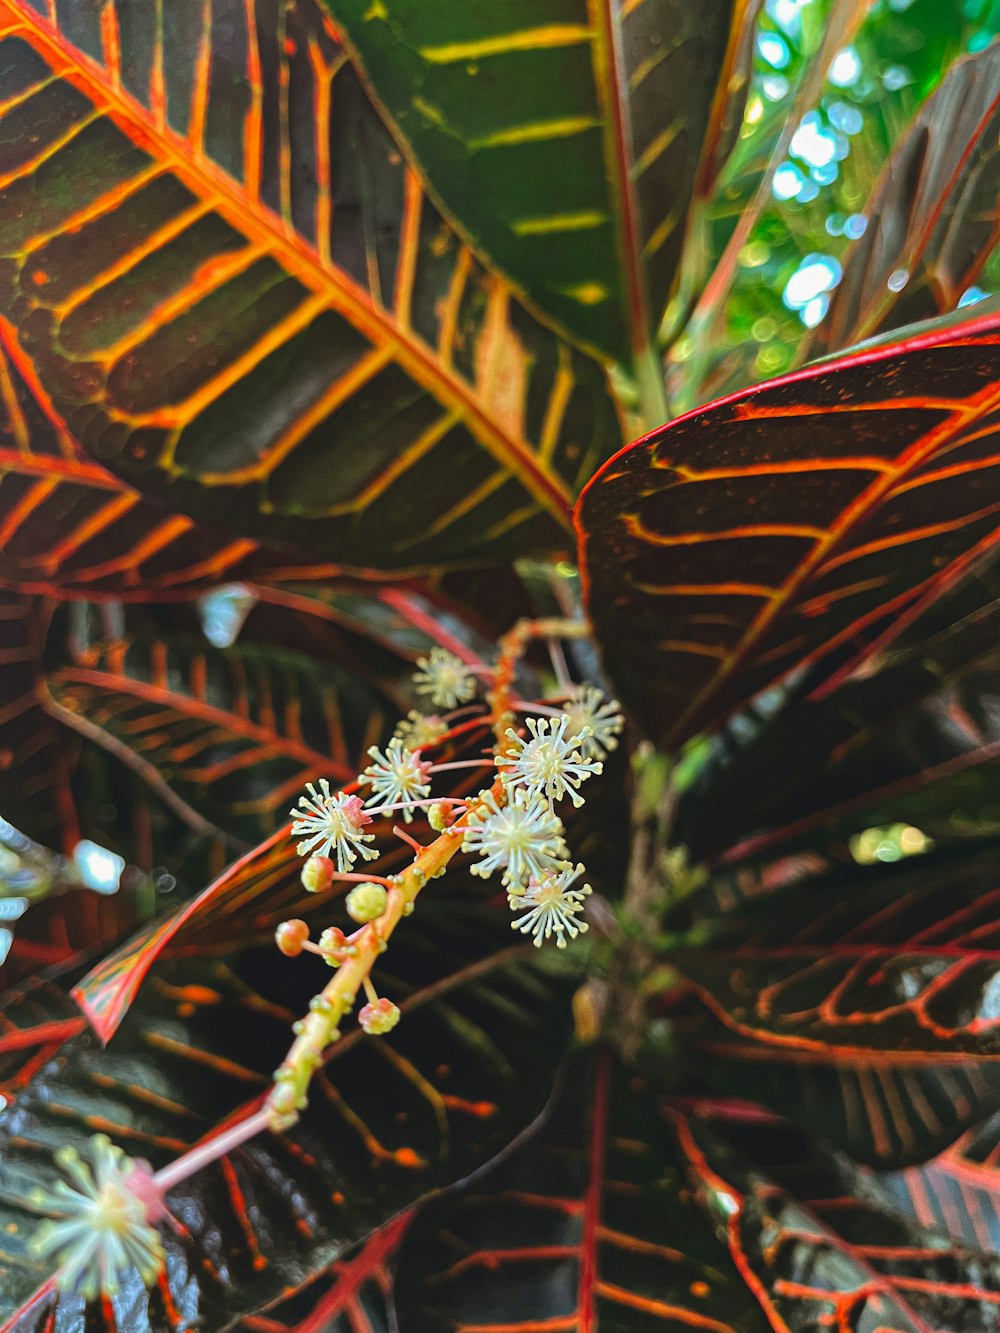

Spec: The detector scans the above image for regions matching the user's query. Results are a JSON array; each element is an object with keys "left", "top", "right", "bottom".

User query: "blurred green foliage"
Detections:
[{"left": 668, "top": 0, "right": 1000, "bottom": 407}]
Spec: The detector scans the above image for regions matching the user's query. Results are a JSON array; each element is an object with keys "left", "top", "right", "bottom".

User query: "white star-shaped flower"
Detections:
[
  {"left": 462, "top": 788, "right": 569, "bottom": 888},
  {"left": 359, "top": 738, "right": 432, "bottom": 823},
  {"left": 27, "top": 1135, "right": 165, "bottom": 1299},
  {"left": 563, "top": 685, "right": 624, "bottom": 760},
  {"left": 413, "top": 648, "right": 477, "bottom": 710},
  {"left": 500, "top": 714, "right": 602, "bottom": 807},
  {"left": 290, "top": 781, "right": 377, "bottom": 871},
  {"left": 509, "top": 863, "right": 592, "bottom": 949}
]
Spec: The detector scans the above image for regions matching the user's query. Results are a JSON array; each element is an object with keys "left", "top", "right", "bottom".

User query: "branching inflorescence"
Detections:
[{"left": 29, "top": 619, "right": 622, "bottom": 1301}]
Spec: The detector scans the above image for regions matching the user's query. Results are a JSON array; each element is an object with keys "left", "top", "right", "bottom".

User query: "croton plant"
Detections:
[{"left": 0, "top": 0, "right": 999, "bottom": 1329}]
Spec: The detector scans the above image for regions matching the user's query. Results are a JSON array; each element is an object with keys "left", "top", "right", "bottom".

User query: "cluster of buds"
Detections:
[
  {"left": 27, "top": 633, "right": 624, "bottom": 1303},
  {"left": 281, "top": 647, "right": 624, "bottom": 1025}
]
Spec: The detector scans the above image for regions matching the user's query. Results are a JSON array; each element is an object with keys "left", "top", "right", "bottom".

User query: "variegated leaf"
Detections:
[
  {"left": 0, "top": 0, "right": 622, "bottom": 572},
  {"left": 332, "top": 0, "right": 753, "bottom": 369},
  {"left": 807, "top": 39, "right": 1000, "bottom": 357},
  {"left": 577, "top": 300, "right": 1000, "bottom": 748}
]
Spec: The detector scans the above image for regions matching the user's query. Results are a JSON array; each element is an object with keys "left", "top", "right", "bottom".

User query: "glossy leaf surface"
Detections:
[
  {"left": 394, "top": 1051, "right": 773, "bottom": 1331},
  {"left": 227, "top": 1217, "right": 407, "bottom": 1333},
  {"left": 46, "top": 617, "right": 392, "bottom": 845},
  {"left": 577, "top": 300, "right": 1000, "bottom": 747},
  {"left": 333, "top": 0, "right": 748, "bottom": 366},
  {"left": 676, "top": 555, "right": 1000, "bottom": 863},
  {"left": 881, "top": 1109, "right": 1000, "bottom": 1255},
  {"left": 0, "top": 894, "right": 572, "bottom": 1331},
  {"left": 0, "top": 328, "right": 306, "bottom": 600},
  {"left": 673, "top": 1106, "right": 1000, "bottom": 1332},
  {"left": 676, "top": 846, "right": 1000, "bottom": 1060},
  {"left": 686, "top": 1030, "right": 1000, "bottom": 1166},
  {"left": 808, "top": 40, "right": 1000, "bottom": 357},
  {"left": 0, "top": 0, "right": 622, "bottom": 571},
  {"left": 73, "top": 717, "right": 495, "bottom": 1040},
  {"left": 0, "top": 592, "right": 73, "bottom": 845}
]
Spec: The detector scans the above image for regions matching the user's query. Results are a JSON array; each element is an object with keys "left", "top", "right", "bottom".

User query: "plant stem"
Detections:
[
  {"left": 267, "top": 777, "right": 503, "bottom": 1129},
  {"left": 633, "top": 341, "right": 669, "bottom": 432},
  {"left": 153, "top": 1107, "right": 273, "bottom": 1193},
  {"left": 606, "top": 743, "right": 676, "bottom": 1060}
]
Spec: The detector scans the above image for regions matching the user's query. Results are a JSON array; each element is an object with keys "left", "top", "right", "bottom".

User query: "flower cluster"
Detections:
[
  {"left": 394, "top": 710, "right": 448, "bottom": 748},
  {"left": 413, "top": 647, "right": 477, "bottom": 710},
  {"left": 462, "top": 787, "right": 569, "bottom": 886},
  {"left": 282, "top": 652, "right": 623, "bottom": 1012},
  {"left": 273, "top": 643, "right": 620, "bottom": 1134},
  {"left": 24, "top": 623, "right": 625, "bottom": 1305},
  {"left": 457, "top": 683, "right": 621, "bottom": 947},
  {"left": 563, "top": 683, "right": 625, "bottom": 761},
  {"left": 27, "top": 1135, "right": 165, "bottom": 1299}
]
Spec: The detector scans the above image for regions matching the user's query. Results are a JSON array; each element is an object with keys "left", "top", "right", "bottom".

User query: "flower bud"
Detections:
[
  {"left": 275, "top": 919, "right": 310, "bottom": 957},
  {"left": 301, "top": 855, "right": 334, "bottom": 893},
  {"left": 427, "top": 800, "right": 453, "bottom": 832},
  {"left": 359, "top": 997, "right": 400, "bottom": 1035},
  {"left": 318, "top": 926, "right": 353, "bottom": 966},
  {"left": 346, "top": 882, "right": 387, "bottom": 923}
]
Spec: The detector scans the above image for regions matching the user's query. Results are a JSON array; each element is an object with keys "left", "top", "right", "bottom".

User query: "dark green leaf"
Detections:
[
  {"left": 674, "top": 845, "right": 1000, "bottom": 1060},
  {"left": 0, "top": 592, "right": 73, "bottom": 846},
  {"left": 394, "top": 1050, "right": 773, "bottom": 1331},
  {"left": 880, "top": 1109, "right": 1000, "bottom": 1254},
  {"left": 0, "top": 893, "right": 573, "bottom": 1331},
  {"left": 0, "top": 325, "right": 308, "bottom": 600},
  {"left": 227, "top": 1218, "right": 407, "bottom": 1333},
  {"left": 45, "top": 614, "right": 393, "bottom": 846},
  {"left": 0, "top": 0, "right": 621, "bottom": 571},
  {"left": 686, "top": 1029, "right": 1000, "bottom": 1166},
  {"left": 332, "top": 0, "right": 747, "bottom": 368},
  {"left": 675, "top": 553, "right": 1000, "bottom": 863},
  {"left": 672, "top": 1105, "right": 1000, "bottom": 1332}
]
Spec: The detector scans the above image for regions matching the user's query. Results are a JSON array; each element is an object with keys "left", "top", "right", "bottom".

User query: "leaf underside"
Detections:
[{"left": 577, "top": 300, "right": 1000, "bottom": 748}]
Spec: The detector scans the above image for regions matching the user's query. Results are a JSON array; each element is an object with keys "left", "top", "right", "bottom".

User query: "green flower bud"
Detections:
[
  {"left": 427, "top": 801, "right": 452, "bottom": 832},
  {"left": 318, "top": 926, "right": 352, "bottom": 965},
  {"left": 346, "top": 882, "right": 388, "bottom": 923}
]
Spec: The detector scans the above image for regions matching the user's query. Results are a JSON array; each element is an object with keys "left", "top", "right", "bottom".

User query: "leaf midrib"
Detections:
[
  {"left": 664, "top": 336, "right": 1000, "bottom": 746},
  {"left": 6, "top": 1, "right": 575, "bottom": 528},
  {"left": 49, "top": 665, "right": 357, "bottom": 781}
]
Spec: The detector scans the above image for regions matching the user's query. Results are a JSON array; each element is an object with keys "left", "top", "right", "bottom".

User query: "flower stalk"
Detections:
[{"left": 267, "top": 776, "right": 504, "bottom": 1129}]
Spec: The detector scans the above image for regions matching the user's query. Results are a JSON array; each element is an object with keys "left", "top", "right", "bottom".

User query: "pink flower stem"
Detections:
[
  {"left": 393, "top": 826, "right": 425, "bottom": 852},
  {"left": 329, "top": 870, "right": 397, "bottom": 887},
  {"left": 547, "top": 636, "right": 572, "bottom": 689},
  {"left": 153, "top": 1106, "right": 273, "bottom": 1194},
  {"left": 427, "top": 760, "right": 493, "bottom": 774},
  {"left": 373, "top": 796, "right": 469, "bottom": 815},
  {"left": 512, "top": 699, "right": 565, "bottom": 718},
  {"left": 442, "top": 704, "right": 489, "bottom": 723}
]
